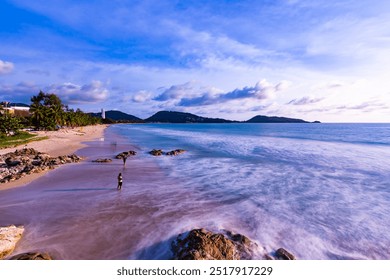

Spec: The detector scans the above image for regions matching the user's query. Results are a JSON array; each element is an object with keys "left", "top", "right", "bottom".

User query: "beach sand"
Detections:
[{"left": 0, "top": 125, "right": 108, "bottom": 190}]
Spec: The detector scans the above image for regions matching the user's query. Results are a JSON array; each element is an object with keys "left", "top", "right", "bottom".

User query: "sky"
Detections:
[{"left": 1, "top": 0, "right": 390, "bottom": 122}]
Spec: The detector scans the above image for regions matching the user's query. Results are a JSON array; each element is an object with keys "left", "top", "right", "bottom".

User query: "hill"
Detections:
[
  {"left": 91, "top": 110, "right": 143, "bottom": 123},
  {"left": 246, "top": 115, "right": 314, "bottom": 123},
  {"left": 144, "top": 111, "right": 234, "bottom": 123}
]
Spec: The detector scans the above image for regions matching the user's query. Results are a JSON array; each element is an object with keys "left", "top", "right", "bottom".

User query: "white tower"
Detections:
[{"left": 101, "top": 108, "right": 105, "bottom": 119}]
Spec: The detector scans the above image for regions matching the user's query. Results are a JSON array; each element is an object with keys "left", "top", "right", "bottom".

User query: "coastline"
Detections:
[{"left": 0, "top": 124, "right": 108, "bottom": 191}]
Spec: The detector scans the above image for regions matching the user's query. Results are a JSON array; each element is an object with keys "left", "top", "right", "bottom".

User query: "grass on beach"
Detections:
[{"left": 0, "top": 132, "right": 49, "bottom": 149}]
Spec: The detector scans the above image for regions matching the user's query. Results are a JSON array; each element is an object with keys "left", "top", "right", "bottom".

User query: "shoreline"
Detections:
[{"left": 0, "top": 124, "right": 108, "bottom": 191}]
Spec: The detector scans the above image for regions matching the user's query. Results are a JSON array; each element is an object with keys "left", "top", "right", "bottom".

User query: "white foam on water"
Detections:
[{"left": 117, "top": 124, "right": 390, "bottom": 259}]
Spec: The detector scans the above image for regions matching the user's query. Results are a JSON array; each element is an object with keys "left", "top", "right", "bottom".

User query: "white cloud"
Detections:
[
  {"left": 47, "top": 80, "right": 108, "bottom": 104},
  {"left": 151, "top": 80, "right": 288, "bottom": 107},
  {"left": 0, "top": 60, "right": 14, "bottom": 74},
  {"left": 288, "top": 96, "right": 324, "bottom": 105},
  {"left": 132, "top": 90, "right": 153, "bottom": 103}
]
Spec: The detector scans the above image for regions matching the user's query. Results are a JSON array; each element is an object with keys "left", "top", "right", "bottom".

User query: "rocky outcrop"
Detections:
[
  {"left": 172, "top": 228, "right": 257, "bottom": 260},
  {"left": 115, "top": 151, "right": 137, "bottom": 159},
  {"left": 9, "top": 252, "right": 53, "bottom": 260},
  {"left": 0, "top": 225, "right": 24, "bottom": 260},
  {"left": 275, "top": 248, "right": 296, "bottom": 260},
  {"left": 0, "top": 148, "right": 82, "bottom": 184},
  {"left": 92, "top": 158, "right": 112, "bottom": 163},
  {"left": 149, "top": 149, "right": 186, "bottom": 156},
  {"left": 166, "top": 149, "right": 186, "bottom": 156},
  {"left": 149, "top": 149, "right": 164, "bottom": 156}
]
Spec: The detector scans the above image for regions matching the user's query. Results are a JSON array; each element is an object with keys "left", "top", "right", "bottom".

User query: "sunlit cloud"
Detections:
[{"left": 0, "top": 60, "right": 14, "bottom": 74}]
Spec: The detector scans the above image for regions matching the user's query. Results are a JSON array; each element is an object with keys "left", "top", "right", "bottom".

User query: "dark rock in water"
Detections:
[
  {"left": 275, "top": 248, "right": 296, "bottom": 260},
  {"left": 115, "top": 151, "right": 137, "bottom": 159},
  {"left": 92, "top": 158, "right": 112, "bottom": 163},
  {"left": 172, "top": 228, "right": 257, "bottom": 260},
  {"left": 9, "top": 252, "right": 53, "bottom": 260},
  {"left": 165, "top": 149, "right": 186, "bottom": 156},
  {"left": 149, "top": 149, "right": 164, "bottom": 156}
]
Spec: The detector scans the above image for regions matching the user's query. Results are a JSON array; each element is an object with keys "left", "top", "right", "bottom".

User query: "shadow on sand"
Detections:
[{"left": 43, "top": 188, "right": 114, "bottom": 192}]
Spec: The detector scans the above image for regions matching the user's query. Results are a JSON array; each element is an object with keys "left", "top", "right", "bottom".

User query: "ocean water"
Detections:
[{"left": 110, "top": 123, "right": 390, "bottom": 259}]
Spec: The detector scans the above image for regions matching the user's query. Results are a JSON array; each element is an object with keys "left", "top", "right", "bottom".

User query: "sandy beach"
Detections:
[{"left": 0, "top": 125, "right": 108, "bottom": 190}]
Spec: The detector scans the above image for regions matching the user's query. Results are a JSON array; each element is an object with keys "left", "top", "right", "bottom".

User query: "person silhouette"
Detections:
[{"left": 117, "top": 172, "right": 123, "bottom": 190}]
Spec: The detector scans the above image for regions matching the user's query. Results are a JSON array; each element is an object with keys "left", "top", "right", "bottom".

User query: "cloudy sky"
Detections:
[{"left": 1, "top": 0, "right": 390, "bottom": 122}]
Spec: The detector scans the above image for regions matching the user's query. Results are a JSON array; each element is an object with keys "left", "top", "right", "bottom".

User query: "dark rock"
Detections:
[
  {"left": 92, "top": 158, "right": 112, "bottom": 163},
  {"left": 172, "top": 228, "right": 257, "bottom": 260},
  {"left": 10, "top": 252, "right": 53, "bottom": 260},
  {"left": 275, "top": 248, "right": 296, "bottom": 260},
  {"left": 149, "top": 149, "right": 164, "bottom": 156},
  {"left": 165, "top": 149, "right": 186, "bottom": 156},
  {"left": 115, "top": 151, "right": 137, "bottom": 159},
  {"left": 5, "top": 157, "right": 21, "bottom": 167}
]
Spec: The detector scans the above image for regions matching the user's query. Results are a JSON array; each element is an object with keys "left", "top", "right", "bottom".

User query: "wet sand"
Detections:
[{"left": 0, "top": 127, "right": 232, "bottom": 259}]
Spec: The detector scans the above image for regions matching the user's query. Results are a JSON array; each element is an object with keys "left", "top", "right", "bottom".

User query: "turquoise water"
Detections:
[{"left": 111, "top": 123, "right": 390, "bottom": 259}]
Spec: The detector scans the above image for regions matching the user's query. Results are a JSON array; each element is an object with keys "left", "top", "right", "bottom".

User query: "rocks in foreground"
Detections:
[
  {"left": 275, "top": 247, "right": 296, "bottom": 260},
  {"left": 0, "top": 225, "right": 24, "bottom": 260},
  {"left": 9, "top": 252, "right": 53, "bottom": 260},
  {"left": 172, "top": 228, "right": 257, "bottom": 260},
  {"left": 150, "top": 149, "right": 186, "bottom": 156},
  {"left": 172, "top": 228, "right": 297, "bottom": 260},
  {"left": 0, "top": 148, "right": 82, "bottom": 183},
  {"left": 115, "top": 150, "right": 137, "bottom": 159}
]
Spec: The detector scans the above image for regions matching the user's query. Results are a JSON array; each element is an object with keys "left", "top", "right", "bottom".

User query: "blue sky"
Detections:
[{"left": 1, "top": 0, "right": 390, "bottom": 122}]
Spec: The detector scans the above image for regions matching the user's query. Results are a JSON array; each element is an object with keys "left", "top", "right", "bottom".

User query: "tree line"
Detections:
[{"left": 0, "top": 91, "right": 102, "bottom": 137}]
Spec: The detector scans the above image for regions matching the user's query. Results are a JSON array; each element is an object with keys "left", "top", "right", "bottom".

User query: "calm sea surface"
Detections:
[{"left": 111, "top": 123, "right": 390, "bottom": 259}]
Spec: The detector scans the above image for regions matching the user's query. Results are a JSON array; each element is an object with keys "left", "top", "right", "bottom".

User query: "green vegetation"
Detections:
[
  {"left": 29, "top": 91, "right": 101, "bottom": 130},
  {"left": 0, "top": 131, "right": 48, "bottom": 149},
  {"left": 0, "top": 92, "right": 101, "bottom": 141}
]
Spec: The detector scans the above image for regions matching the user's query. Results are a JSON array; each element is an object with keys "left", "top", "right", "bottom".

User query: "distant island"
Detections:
[{"left": 91, "top": 110, "right": 320, "bottom": 124}]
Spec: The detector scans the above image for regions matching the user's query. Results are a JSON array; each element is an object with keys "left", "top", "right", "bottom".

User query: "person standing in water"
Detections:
[
  {"left": 117, "top": 172, "right": 123, "bottom": 190},
  {"left": 122, "top": 155, "right": 128, "bottom": 166}
]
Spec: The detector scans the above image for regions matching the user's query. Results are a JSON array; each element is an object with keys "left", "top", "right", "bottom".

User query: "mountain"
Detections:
[
  {"left": 91, "top": 110, "right": 143, "bottom": 122},
  {"left": 145, "top": 111, "right": 235, "bottom": 123},
  {"left": 246, "top": 115, "right": 314, "bottom": 123}
]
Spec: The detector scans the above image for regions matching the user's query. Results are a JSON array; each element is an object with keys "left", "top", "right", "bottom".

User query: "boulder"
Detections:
[
  {"left": 92, "top": 158, "right": 112, "bottom": 163},
  {"left": 115, "top": 151, "right": 137, "bottom": 159},
  {"left": 275, "top": 248, "right": 296, "bottom": 260},
  {"left": 166, "top": 149, "right": 186, "bottom": 156},
  {"left": 9, "top": 252, "right": 53, "bottom": 260},
  {"left": 0, "top": 225, "right": 24, "bottom": 260},
  {"left": 172, "top": 228, "right": 257, "bottom": 260},
  {"left": 149, "top": 149, "right": 164, "bottom": 156}
]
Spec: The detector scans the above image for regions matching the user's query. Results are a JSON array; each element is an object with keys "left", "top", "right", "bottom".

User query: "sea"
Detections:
[{"left": 110, "top": 123, "right": 390, "bottom": 260}]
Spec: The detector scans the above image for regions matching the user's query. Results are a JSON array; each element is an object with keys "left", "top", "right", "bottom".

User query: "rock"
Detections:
[
  {"left": 92, "top": 158, "right": 112, "bottom": 163},
  {"left": 0, "top": 225, "right": 24, "bottom": 260},
  {"left": 172, "top": 228, "right": 257, "bottom": 260},
  {"left": 165, "top": 149, "right": 186, "bottom": 156},
  {"left": 5, "top": 157, "right": 21, "bottom": 167},
  {"left": 0, "top": 150, "right": 83, "bottom": 184},
  {"left": 9, "top": 252, "right": 53, "bottom": 260},
  {"left": 115, "top": 151, "right": 137, "bottom": 159},
  {"left": 275, "top": 248, "right": 296, "bottom": 260},
  {"left": 149, "top": 149, "right": 164, "bottom": 156}
]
